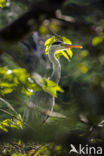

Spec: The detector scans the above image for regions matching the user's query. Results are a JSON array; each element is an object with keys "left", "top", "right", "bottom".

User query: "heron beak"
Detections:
[{"left": 64, "top": 44, "right": 83, "bottom": 49}]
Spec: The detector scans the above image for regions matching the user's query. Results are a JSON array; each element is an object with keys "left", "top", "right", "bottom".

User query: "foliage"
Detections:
[
  {"left": 45, "top": 36, "right": 82, "bottom": 61},
  {"left": 0, "top": 0, "right": 104, "bottom": 155},
  {"left": 0, "top": 143, "right": 66, "bottom": 156},
  {"left": 44, "top": 36, "right": 74, "bottom": 61},
  {"left": 0, "top": 67, "right": 63, "bottom": 97},
  {"left": 0, "top": 114, "right": 23, "bottom": 133},
  {"left": 92, "top": 32, "right": 104, "bottom": 46},
  {"left": 31, "top": 73, "right": 64, "bottom": 97},
  {"left": 0, "top": 67, "right": 38, "bottom": 96},
  {"left": 0, "top": 0, "right": 6, "bottom": 8}
]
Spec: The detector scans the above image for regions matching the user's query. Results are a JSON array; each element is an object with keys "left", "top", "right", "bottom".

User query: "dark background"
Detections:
[{"left": 0, "top": 0, "right": 104, "bottom": 155}]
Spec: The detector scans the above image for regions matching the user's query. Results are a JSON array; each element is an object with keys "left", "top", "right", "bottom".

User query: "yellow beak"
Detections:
[{"left": 64, "top": 44, "right": 83, "bottom": 49}]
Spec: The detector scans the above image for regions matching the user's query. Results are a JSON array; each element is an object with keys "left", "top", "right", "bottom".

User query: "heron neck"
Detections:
[{"left": 48, "top": 47, "right": 61, "bottom": 84}]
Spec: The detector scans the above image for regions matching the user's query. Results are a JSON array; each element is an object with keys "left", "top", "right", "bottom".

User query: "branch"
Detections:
[
  {"left": 0, "top": 0, "right": 65, "bottom": 42},
  {"left": 0, "top": 97, "right": 18, "bottom": 115}
]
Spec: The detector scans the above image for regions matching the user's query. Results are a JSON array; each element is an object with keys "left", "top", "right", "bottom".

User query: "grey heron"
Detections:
[{"left": 23, "top": 41, "right": 82, "bottom": 123}]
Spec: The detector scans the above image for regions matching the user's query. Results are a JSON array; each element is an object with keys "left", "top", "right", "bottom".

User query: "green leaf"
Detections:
[
  {"left": 3, "top": 119, "right": 12, "bottom": 124},
  {"left": 92, "top": 36, "right": 103, "bottom": 46},
  {"left": 18, "top": 139, "right": 22, "bottom": 145},
  {"left": 39, "top": 25, "right": 48, "bottom": 35},
  {"left": 1, "top": 88, "right": 14, "bottom": 95},
  {"left": 10, "top": 124, "right": 18, "bottom": 129},
  {"left": 1, "top": 121, "right": 9, "bottom": 127},
  {"left": 0, "top": 124, "right": 8, "bottom": 132},
  {"left": 21, "top": 87, "right": 33, "bottom": 96},
  {"left": 42, "top": 79, "right": 64, "bottom": 97},
  {"left": 31, "top": 73, "right": 64, "bottom": 97},
  {"left": 62, "top": 36, "right": 72, "bottom": 44},
  {"left": 45, "top": 36, "right": 56, "bottom": 55},
  {"left": 80, "top": 50, "right": 88, "bottom": 57},
  {"left": 12, "top": 68, "right": 29, "bottom": 83},
  {"left": 16, "top": 120, "right": 23, "bottom": 128},
  {"left": 55, "top": 50, "right": 70, "bottom": 60},
  {"left": 44, "top": 36, "right": 74, "bottom": 61},
  {"left": 66, "top": 49, "right": 73, "bottom": 58},
  {"left": 0, "top": 67, "right": 7, "bottom": 76},
  {"left": 17, "top": 114, "right": 23, "bottom": 122},
  {"left": 0, "top": 0, "right": 6, "bottom": 8},
  {"left": 0, "top": 116, "right": 23, "bottom": 133},
  {"left": 0, "top": 82, "right": 16, "bottom": 87},
  {"left": 45, "top": 36, "right": 56, "bottom": 46},
  {"left": 11, "top": 153, "right": 18, "bottom": 156},
  {"left": 45, "top": 46, "right": 49, "bottom": 55},
  {"left": 27, "top": 82, "right": 41, "bottom": 91}
]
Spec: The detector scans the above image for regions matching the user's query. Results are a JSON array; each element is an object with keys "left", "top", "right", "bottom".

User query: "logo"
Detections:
[{"left": 69, "top": 144, "right": 103, "bottom": 155}]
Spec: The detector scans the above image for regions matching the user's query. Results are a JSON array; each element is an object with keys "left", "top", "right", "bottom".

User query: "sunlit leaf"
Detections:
[
  {"left": 45, "top": 46, "right": 49, "bottom": 55},
  {"left": 11, "top": 153, "right": 18, "bottom": 156},
  {"left": 28, "top": 149, "right": 36, "bottom": 156},
  {"left": 10, "top": 124, "right": 18, "bottom": 129},
  {"left": 13, "top": 68, "right": 29, "bottom": 83},
  {"left": 0, "top": 67, "right": 7, "bottom": 74},
  {"left": 80, "top": 50, "right": 88, "bottom": 58},
  {"left": 0, "top": 124, "right": 8, "bottom": 132},
  {"left": 44, "top": 36, "right": 75, "bottom": 61},
  {"left": 62, "top": 36, "right": 72, "bottom": 44},
  {"left": 77, "top": 64, "right": 88, "bottom": 74},
  {"left": 16, "top": 120, "right": 23, "bottom": 128},
  {"left": 27, "top": 82, "right": 41, "bottom": 91},
  {"left": 100, "top": 80, "right": 104, "bottom": 88},
  {"left": 45, "top": 36, "right": 56, "bottom": 55},
  {"left": 0, "top": 82, "right": 16, "bottom": 87},
  {"left": 17, "top": 114, "right": 23, "bottom": 122},
  {"left": 42, "top": 78, "right": 64, "bottom": 97},
  {"left": 39, "top": 25, "right": 48, "bottom": 35},
  {"left": 31, "top": 73, "right": 64, "bottom": 97},
  {"left": 3, "top": 119, "right": 12, "bottom": 124},
  {"left": 80, "top": 66, "right": 88, "bottom": 73},
  {"left": 49, "top": 22, "right": 59, "bottom": 32},
  {"left": 66, "top": 49, "right": 73, "bottom": 58},
  {"left": 55, "top": 50, "right": 70, "bottom": 60},
  {"left": 21, "top": 87, "right": 33, "bottom": 96},
  {"left": 92, "top": 36, "right": 103, "bottom": 46},
  {"left": 1, "top": 121, "right": 9, "bottom": 127},
  {"left": 0, "top": 0, "right": 6, "bottom": 8},
  {"left": 0, "top": 117, "right": 23, "bottom": 133},
  {"left": 1, "top": 88, "right": 14, "bottom": 95},
  {"left": 55, "top": 145, "right": 62, "bottom": 151},
  {"left": 45, "top": 36, "right": 56, "bottom": 46},
  {"left": 18, "top": 139, "right": 22, "bottom": 145}
]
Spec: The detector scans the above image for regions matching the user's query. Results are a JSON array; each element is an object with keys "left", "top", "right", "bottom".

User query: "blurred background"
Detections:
[{"left": 0, "top": 0, "right": 104, "bottom": 155}]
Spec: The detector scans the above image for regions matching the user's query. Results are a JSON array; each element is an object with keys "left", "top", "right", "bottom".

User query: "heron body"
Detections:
[
  {"left": 23, "top": 41, "right": 61, "bottom": 122},
  {"left": 23, "top": 91, "right": 54, "bottom": 122},
  {"left": 23, "top": 40, "right": 82, "bottom": 123}
]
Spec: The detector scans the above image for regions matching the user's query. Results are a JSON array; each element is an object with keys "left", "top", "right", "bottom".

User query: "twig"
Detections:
[
  {"left": 0, "top": 108, "right": 15, "bottom": 118},
  {"left": 0, "top": 97, "right": 18, "bottom": 115}
]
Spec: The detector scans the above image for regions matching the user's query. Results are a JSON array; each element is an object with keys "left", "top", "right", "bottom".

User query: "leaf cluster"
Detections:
[
  {"left": 92, "top": 32, "right": 104, "bottom": 46},
  {"left": 0, "top": 67, "right": 36, "bottom": 96},
  {"left": 0, "top": 114, "right": 23, "bottom": 133},
  {"left": 0, "top": 0, "right": 6, "bottom": 8},
  {"left": 0, "top": 67, "right": 63, "bottom": 97},
  {"left": 45, "top": 36, "right": 73, "bottom": 61},
  {"left": 31, "top": 73, "right": 64, "bottom": 97}
]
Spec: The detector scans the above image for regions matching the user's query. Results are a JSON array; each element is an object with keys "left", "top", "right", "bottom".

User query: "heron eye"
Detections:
[{"left": 52, "top": 41, "right": 62, "bottom": 45}]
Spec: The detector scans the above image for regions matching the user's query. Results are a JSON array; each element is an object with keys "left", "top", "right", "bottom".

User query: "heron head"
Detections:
[{"left": 51, "top": 41, "right": 83, "bottom": 51}]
